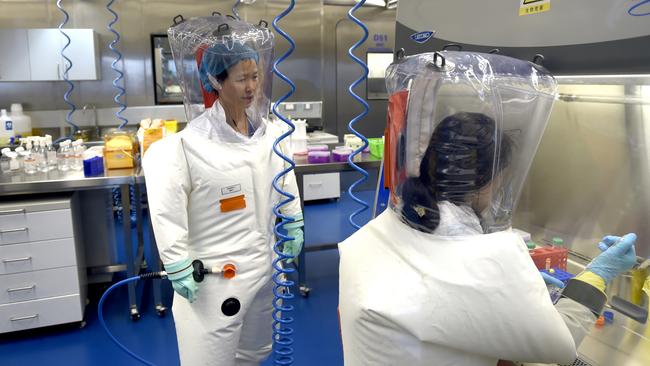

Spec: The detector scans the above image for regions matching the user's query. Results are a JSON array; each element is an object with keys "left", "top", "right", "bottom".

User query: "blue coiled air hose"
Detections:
[
  {"left": 346, "top": 0, "right": 370, "bottom": 230},
  {"left": 56, "top": 0, "right": 79, "bottom": 142},
  {"left": 107, "top": 0, "right": 128, "bottom": 129},
  {"left": 629, "top": 0, "right": 650, "bottom": 16},
  {"left": 271, "top": 1, "right": 298, "bottom": 364},
  {"left": 232, "top": 0, "right": 242, "bottom": 20},
  {"left": 98, "top": 273, "right": 165, "bottom": 366}
]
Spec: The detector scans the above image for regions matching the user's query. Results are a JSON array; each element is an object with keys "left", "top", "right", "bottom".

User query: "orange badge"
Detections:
[{"left": 220, "top": 194, "right": 246, "bottom": 212}]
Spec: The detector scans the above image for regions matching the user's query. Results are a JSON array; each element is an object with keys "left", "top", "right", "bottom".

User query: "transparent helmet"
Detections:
[
  {"left": 168, "top": 14, "right": 274, "bottom": 123},
  {"left": 384, "top": 51, "right": 557, "bottom": 234}
]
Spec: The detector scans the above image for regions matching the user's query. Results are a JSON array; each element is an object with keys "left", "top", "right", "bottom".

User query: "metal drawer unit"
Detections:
[{"left": 0, "top": 196, "right": 86, "bottom": 333}]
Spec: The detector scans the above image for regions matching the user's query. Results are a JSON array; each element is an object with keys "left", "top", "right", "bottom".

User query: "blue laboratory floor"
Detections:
[{"left": 0, "top": 190, "right": 378, "bottom": 366}]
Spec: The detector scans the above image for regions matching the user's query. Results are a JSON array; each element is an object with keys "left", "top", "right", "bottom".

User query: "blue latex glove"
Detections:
[
  {"left": 282, "top": 214, "right": 304, "bottom": 264},
  {"left": 586, "top": 233, "right": 638, "bottom": 284},
  {"left": 541, "top": 272, "right": 565, "bottom": 288},
  {"left": 165, "top": 258, "right": 198, "bottom": 303}
]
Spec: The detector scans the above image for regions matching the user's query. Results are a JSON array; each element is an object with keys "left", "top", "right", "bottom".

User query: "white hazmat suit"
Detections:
[
  {"left": 144, "top": 99, "right": 301, "bottom": 366},
  {"left": 339, "top": 51, "right": 605, "bottom": 366}
]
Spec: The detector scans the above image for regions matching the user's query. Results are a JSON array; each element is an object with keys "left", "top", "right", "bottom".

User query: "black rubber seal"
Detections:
[
  {"left": 221, "top": 298, "right": 241, "bottom": 317},
  {"left": 560, "top": 278, "right": 607, "bottom": 317}
]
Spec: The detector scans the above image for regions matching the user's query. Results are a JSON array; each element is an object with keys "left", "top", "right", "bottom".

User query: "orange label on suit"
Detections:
[{"left": 220, "top": 194, "right": 246, "bottom": 212}]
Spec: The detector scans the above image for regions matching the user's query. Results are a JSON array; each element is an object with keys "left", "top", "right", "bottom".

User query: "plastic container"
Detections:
[
  {"left": 332, "top": 147, "right": 353, "bottom": 162},
  {"left": 70, "top": 139, "right": 86, "bottom": 171},
  {"left": 9, "top": 104, "right": 32, "bottom": 137},
  {"left": 368, "top": 137, "right": 384, "bottom": 158},
  {"left": 57, "top": 140, "right": 72, "bottom": 172},
  {"left": 292, "top": 137, "right": 308, "bottom": 154},
  {"left": 540, "top": 268, "right": 574, "bottom": 303},
  {"left": 0, "top": 109, "right": 14, "bottom": 146},
  {"left": 45, "top": 135, "right": 57, "bottom": 170},
  {"left": 307, "top": 144, "right": 328, "bottom": 152},
  {"left": 83, "top": 146, "right": 105, "bottom": 177},
  {"left": 104, "top": 131, "right": 136, "bottom": 169},
  {"left": 22, "top": 151, "right": 36, "bottom": 174},
  {"left": 6, "top": 151, "right": 20, "bottom": 171},
  {"left": 1, "top": 148, "right": 10, "bottom": 173},
  {"left": 293, "top": 119, "right": 307, "bottom": 138},
  {"left": 164, "top": 120, "right": 178, "bottom": 134},
  {"left": 307, "top": 151, "right": 330, "bottom": 164},
  {"left": 529, "top": 246, "right": 568, "bottom": 270}
]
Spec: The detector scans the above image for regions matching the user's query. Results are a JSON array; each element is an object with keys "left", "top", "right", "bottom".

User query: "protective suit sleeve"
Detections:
[
  {"left": 142, "top": 136, "right": 192, "bottom": 264},
  {"left": 554, "top": 297, "right": 597, "bottom": 348}
]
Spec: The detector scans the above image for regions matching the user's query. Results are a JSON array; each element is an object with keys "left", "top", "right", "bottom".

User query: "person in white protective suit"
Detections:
[
  {"left": 338, "top": 51, "right": 638, "bottom": 366},
  {"left": 143, "top": 16, "right": 304, "bottom": 366}
]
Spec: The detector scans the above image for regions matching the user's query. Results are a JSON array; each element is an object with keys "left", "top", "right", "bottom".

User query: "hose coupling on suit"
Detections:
[{"left": 191, "top": 259, "right": 237, "bottom": 282}]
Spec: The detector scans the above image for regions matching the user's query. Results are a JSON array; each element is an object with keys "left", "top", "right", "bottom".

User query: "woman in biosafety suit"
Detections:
[
  {"left": 143, "top": 15, "right": 303, "bottom": 366},
  {"left": 338, "top": 51, "right": 637, "bottom": 366}
]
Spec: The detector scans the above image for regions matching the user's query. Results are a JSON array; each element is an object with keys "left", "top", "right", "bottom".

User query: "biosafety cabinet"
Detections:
[
  {"left": 0, "top": 195, "right": 87, "bottom": 333},
  {"left": 394, "top": 1, "right": 650, "bottom": 365}
]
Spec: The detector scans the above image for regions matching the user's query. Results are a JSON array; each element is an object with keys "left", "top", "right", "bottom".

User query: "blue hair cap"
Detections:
[{"left": 199, "top": 42, "right": 259, "bottom": 93}]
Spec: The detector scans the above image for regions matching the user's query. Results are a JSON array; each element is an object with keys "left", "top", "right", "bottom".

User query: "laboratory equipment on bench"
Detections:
[
  {"left": 0, "top": 109, "right": 14, "bottom": 145},
  {"left": 99, "top": 260, "right": 237, "bottom": 366},
  {"left": 104, "top": 131, "right": 136, "bottom": 169},
  {"left": 57, "top": 139, "right": 72, "bottom": 172},
  {"left": 9, "top": 103, "right": 32, "bottom": 137},
  {"left": 83, "top": 146, "right": 104, "bottom": 177}
]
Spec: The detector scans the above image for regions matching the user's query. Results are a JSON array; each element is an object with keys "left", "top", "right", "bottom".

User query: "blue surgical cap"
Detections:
[{"left": 199, "top": 42, "right": 259, "bottom": 93}]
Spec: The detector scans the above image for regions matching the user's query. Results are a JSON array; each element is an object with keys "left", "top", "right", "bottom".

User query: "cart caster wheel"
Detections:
[
  {"left": 299, "top": 286, "right": 311, "bottom": 298},
  {"left": 130, "top": 309, "right": 141, "bottom": 321},
  {"left": 79, "top": 321, "right": 87, "bottom": 329},
  {"left": 156, "top": 306, "right": 167, "bottom": 317}
]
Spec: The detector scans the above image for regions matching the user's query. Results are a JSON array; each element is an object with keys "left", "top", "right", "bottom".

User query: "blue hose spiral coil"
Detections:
[
  {"left": 56, "top": 0, "right": 79, "bottom": 140},
  {"left": 346, "top": 0, "right": 370, "bottom": 230},
  {"left": 629, "top": 0, "right": 650, "bottom": 16},
  {"left": 107, "top": 0, "right": 128, "bottom": 129},
  {"left": 271, "top": 1, "right": 297, "bottom": 364},
  {"left": 232, "top": 0, "right": 242, "bottom": 20}
]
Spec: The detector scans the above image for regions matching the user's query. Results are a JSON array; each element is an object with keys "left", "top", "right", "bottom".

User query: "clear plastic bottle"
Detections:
[
  {"left": 1, "top": 148, "right": 11, "bottom": 173},
  {"left": 14, "top": 146, "right": 25, "bottom": 170},
  {"left": 6, "top": 151, "right": 20, "bottom": 171},
  {"left": 36, "top": 138, "right": 49, "bottom": 172},
  {"left": 0, "top": 109, "right": 14, "bottom": 145},
  {"left": 45, "top": 135, "right": 57, "bottom": 170},
  {"left": 22, "top": 151, "right": 36, "bottom": 174},
  {"left": 70, "top": 139, "right": 85, "bottom": 171},
  {"left": 57, "top": 140, "right": 72, "bottom": 172}
]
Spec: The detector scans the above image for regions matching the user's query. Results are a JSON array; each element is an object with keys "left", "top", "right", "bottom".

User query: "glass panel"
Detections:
[
  {"left": 514, "top": 80, "right": 650, "bottom": 259},
  {"left": 152, "top": 35, "right": 182, "bottom": 105},
  {"left": 366, "top": 52, "right": 393, "bottom": 100}
]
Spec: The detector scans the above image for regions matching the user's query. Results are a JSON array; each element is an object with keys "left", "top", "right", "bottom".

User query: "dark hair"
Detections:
[
  {"left": 400, "top": 112, "right": 512, "bottom": 233},
  {"left": 213, "top": 69, "right": 228, "bottom": 96}
]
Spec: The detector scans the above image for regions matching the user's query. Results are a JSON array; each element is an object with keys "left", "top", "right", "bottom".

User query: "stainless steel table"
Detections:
[
  {"left": 293, "top": 153, "right": 382, "bottom": 296},
  {"left": 0, "top": 168, "right": 153, "bottom": 320}
]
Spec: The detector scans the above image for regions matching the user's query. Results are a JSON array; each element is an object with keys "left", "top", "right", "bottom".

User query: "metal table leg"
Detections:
[
  {"left": 295, "top": 172, "right": 311, "bottom": 297},
  {"left": 121, "top": 184, "right": 140, "bottom": 320},
  {"left": 145, "top": 188, "right": 167, "bottom": 316}
]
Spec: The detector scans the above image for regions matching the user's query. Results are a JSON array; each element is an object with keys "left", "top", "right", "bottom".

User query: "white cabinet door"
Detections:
[
  {"left": 0, "top": 29, "right": 31, "bottom": 81},
  {"left": 64, "top": 29, "right": 100, "bottom": 80},
  {"left": 27, "top": 29, "right": 62, "bottom": 81},
  {"left": 27, "top": 28, "right": 99, "bottom": 81}
]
